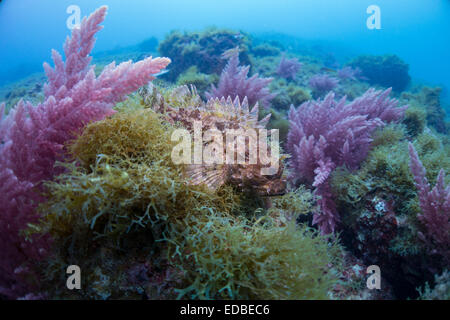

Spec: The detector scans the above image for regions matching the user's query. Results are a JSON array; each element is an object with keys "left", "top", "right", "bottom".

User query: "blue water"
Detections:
[{"left": 0, "top": 0, "right": 449, "bottom": 102}]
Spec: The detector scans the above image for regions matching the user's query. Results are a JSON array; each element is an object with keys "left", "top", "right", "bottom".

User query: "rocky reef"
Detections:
[
  {"left": 158, "top": 29, "right": 251, "bottom": 82},
  {"left": 0, "top": 6, "right": 448, "bottom": 301},
  {"left": 349, "top": 54, "right": 411, "bottom": 92}
]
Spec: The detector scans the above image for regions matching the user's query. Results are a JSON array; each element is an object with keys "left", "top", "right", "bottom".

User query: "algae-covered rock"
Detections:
[
  {"left": 330, "top": 124, "right": 449, "bottom": 298},
  {"left": 36, "top": 91, "right": 342, "bottom": 300},
  {"left": 251, "top": 43, "right": 281, "bottom": 57},
  {"left": 158, "top": 29, "right": 251, "bottom": 81}
]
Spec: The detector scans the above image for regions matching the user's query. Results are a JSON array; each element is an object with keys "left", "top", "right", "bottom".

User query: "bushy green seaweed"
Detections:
[
  {"left": 269, "top": 186, "right": 316, "bottom": 220},
  {"left": 401, "top": 86, "right": 449, "bottom": 134},
  {"left": 168, "top": 211, "right": 341, "bottom": 300},
  {"left": 403, "top": 105, "right": 427, "bottom": 137}
]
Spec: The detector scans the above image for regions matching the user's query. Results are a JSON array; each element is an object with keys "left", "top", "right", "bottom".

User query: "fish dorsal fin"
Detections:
[
  {"left": 242, "top": 97, "right": 249, "bottom": 113},
  {"left": 233, "top": 96, "right": 240, "bottom": 109},
  {"left": 250, "top": 102, "right": 259, "bottom": 117}
]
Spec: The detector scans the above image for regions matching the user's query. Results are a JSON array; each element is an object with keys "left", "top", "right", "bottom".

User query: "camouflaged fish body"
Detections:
[{"left": 139, "top": 84, "right": 286, "bottom": 196}]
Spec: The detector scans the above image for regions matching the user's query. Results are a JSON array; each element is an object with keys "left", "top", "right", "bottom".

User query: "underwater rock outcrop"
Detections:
[
  {"left": 158, "top": 29, "right": 251, "bottom": 82},
  {"left": 251, "top": 43, "right": 281, "bottom": 57},
  {"left": 349, "top": 54, "right": 411, "bottom": 92}
]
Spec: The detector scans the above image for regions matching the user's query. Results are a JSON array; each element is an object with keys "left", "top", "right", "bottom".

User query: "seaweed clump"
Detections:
[
  {"left": 158, "top": 29, "right": 251, "bottom": 81},
  {"left": 250, "top": 44, "right": 281, "bottom": 57},
  {"left": 401, "top": 86, "right": 448, "bottom": 134},
  {"left": 402, "top": 105, "right": 427, "bottom": 138},
  {"left": 270, "top": 80, "right": 311, "bottom": 111},
  {"left": 169, "top": 212, "right": 341, "bottom": 300}
]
